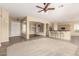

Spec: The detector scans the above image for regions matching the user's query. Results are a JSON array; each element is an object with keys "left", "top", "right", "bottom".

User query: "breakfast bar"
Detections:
[{"left": 49, "top": 30, "right": 71, "bottom": 40}]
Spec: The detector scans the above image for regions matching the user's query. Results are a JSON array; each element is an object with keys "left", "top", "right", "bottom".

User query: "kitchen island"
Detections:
[{"left": 49, "top": 30, "right": 71, "bottom": 40}]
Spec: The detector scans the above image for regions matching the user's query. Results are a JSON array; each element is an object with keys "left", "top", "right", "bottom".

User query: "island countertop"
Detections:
[{"left": 49, "top": 30, "right": 71, "bottom": 40}]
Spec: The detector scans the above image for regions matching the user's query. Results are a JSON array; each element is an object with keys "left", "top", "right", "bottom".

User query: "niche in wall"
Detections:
[
  {"left": 29, "top": 21, "right": 44, "bottom": 37},
  {"left": 37, "top": 23, "right": 44, "bottom": 33},
  {"left": 30, "top": 21, "right": 36, "bottom": 35}
]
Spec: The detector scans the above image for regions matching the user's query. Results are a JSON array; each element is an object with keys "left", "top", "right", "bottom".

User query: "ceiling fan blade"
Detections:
[
  {"left": 36, "top": 6, "right": 43, "bottom": 9},
  {"left": 47, "top": 8, "right": 55, "bottom": 10},
  {"left": 38, "top": 10, "right": 44, "bottom": 13},
  {"left": 44, "top": 3, "right": 50, "bottom": 9}
]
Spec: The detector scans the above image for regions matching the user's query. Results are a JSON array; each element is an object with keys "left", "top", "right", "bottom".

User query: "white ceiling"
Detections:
[{"left": 0, "top": 3, "right": 79, "bottom": 22}]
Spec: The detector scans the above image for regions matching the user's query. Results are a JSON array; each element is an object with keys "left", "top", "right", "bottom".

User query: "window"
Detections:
[{"left": 74, "top": 24, "right": 79, "bottom": 32}]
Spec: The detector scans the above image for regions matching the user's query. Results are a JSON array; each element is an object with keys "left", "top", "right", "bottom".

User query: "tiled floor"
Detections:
[
  {"left": 0, "top": 36, "right": 26, "bottom": 56},
  {"left": 71, "top": 36, "right": 79, "bottom": 55},
  {"left": 7, "top": 37, "right": 77, "bottom": 56},
  {"left": 0, "top": 36, "right": 43, "bottom": 56},
  {"left": 0, "top": 36, "right": 79, "bottom": 56}
]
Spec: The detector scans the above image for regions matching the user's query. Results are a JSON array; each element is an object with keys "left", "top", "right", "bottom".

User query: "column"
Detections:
[
  {"left": 20, "top": 21, "right": 22, "bottom": 37},
  {"left": 26, "top": 20, "right": 30, "bottom": 39},
  {"left": 53, "top": 23, "right": 58, "bottom": 39},
  {"left": 43, "top": 23, "right": 46, "bottom": 36}
]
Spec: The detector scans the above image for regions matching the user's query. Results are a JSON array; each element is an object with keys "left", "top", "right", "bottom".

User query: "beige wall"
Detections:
[
  {"left": 27, "top": 16, "right": 51, "bottom": 23},
  {"left": 0, "top": 8, "right": 9, "bottom": 46}
]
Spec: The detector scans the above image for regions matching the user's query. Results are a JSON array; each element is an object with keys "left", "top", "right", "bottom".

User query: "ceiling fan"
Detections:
[{"left": 36, "top": 3, "right": 55, "bottom": 13}]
